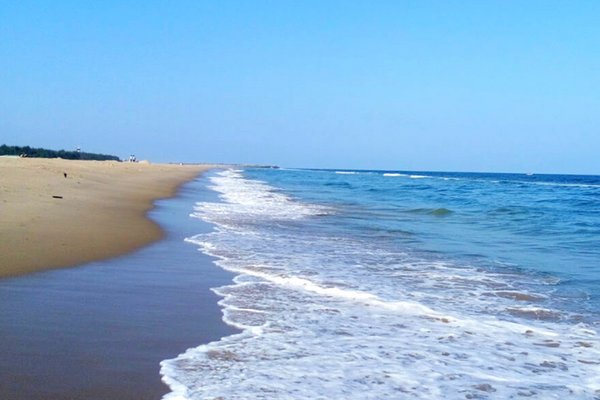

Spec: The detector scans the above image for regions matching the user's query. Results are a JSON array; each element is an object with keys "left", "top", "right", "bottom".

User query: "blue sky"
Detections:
[{"left": 1, "top": 1, "right": 599, "bottom": 173}]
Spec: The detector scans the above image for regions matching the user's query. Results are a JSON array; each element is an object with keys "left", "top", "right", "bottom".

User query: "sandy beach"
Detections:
[
  {"left": 0, "top": 157, "right": 214, "bottom": 279},
  {"left": 0, "top": 175, "right": 238, "bottom": 400}
]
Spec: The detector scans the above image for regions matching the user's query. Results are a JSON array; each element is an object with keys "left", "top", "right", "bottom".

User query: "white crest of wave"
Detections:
[{"left": 192, "top": 169, "right": 331, "bottom": 224}]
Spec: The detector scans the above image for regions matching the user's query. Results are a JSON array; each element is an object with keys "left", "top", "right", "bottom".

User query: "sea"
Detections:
[{"left": 161, "top": 168, "right": 600, "bottom": 399}]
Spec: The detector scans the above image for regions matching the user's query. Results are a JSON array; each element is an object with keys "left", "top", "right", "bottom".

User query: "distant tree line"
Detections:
[{"left": 0, "top": 144, "right": 120, "bottom": 161}]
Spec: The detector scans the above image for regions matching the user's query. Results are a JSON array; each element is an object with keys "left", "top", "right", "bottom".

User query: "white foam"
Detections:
[
  {"left": 383, "top": 173, "right": 407, "bottom": 177},
  {"left": 192, "top": 169, "right": 332, "bottom": 227},
  {"left": 161, "top": 169, "right": 600, "bottom": 400},
  {"left": 335, "top": 171, "right": 358, "bottom": 174}
]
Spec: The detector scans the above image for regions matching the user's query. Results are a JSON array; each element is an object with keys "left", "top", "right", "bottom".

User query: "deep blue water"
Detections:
[{"left": 163, "top": 168, "right": 600, "bottom": 400}]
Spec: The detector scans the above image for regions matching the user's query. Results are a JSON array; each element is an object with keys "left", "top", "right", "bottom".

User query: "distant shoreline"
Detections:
[{"left": 0, "top": 157, "right": 216, "bottom": 279}]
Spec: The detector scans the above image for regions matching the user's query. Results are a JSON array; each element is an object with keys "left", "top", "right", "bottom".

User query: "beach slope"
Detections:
[{"left": 0, "top": 157, "right": 213, "bottom": 278}]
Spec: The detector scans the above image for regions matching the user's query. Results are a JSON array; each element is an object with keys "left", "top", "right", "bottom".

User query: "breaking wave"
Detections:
[{"left": 161, "top": 169, "right": 600, "bottom": 400}]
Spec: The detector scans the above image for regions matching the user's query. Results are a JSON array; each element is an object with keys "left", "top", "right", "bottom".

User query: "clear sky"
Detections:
[{"left": 1, "top": 1, "right": 599, "bottom": 174}]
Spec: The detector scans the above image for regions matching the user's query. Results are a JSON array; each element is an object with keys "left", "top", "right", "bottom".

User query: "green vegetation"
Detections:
[{"left": 0, "top": 144, "right": 120, "bottom": 161}]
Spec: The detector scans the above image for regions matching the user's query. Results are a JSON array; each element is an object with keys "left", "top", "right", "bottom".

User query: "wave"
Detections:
[
  {"left": 194, "top": 169, "right": 333, "bottom": 224},
  {"left": 479, "top": 179, "right": 600, "bottom": 190},
  {"left": 335, "top": 171, "right": 358, "bottom": 175},
  {"left": 488, "top": 207, "right": 529, "bottom": 215},
  {"left": 427, "top": 208, "right": 453, "bottom": 216},
  {"left": 406, "top": 207, "right": 454, "bottom": 216},
  {"left": 365, "top": 226, "right": 415, "bottom": 236},
  {"left": 324, "top": 181, "right": 353, "bottom": 188},
  {"left": 380, "top": 173, "right": 431, "bottom": 179},
  {"left": 161, "top": 169, "right": 600, "bottom": 400},
  {"left": 524, "top": 181, "right": 600, "bottom": 189}
]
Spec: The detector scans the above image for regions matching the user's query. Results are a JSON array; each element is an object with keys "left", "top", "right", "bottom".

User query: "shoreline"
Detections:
[
  {"left": 0, "top": 157, "right": 218, "bottom": 279},
  {"left": 0, "top": 173, "right": 239, "bottom": 399}
]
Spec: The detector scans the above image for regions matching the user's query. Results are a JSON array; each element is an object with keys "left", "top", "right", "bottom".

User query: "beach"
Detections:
[
  {"left": 2, "top": 163, "right": 599, "bottom": 399},
  {"left": 0, "top": 172, "right": 238, "bottom": 400},
  {"left": 0, "top": 157, "right": 214, "bottom": 278}
]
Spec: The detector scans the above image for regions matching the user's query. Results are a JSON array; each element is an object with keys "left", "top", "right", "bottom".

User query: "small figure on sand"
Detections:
[{"left": 129, "top": 155, "right": 136, "bottom": 162}]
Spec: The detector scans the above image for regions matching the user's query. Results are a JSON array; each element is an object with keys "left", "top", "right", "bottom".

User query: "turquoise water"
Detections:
[{"left": 162, "top": 168, "right": 600, "bottom": 399}]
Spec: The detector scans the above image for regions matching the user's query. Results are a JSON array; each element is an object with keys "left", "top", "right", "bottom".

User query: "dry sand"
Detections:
[{"left": 0, "top": 157, "right": 216, "bottom": 279}]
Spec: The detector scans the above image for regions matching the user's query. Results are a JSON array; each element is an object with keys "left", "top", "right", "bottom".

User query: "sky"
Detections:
[{"left": 1, "top": 1, "right": 599, "bottom": 174}]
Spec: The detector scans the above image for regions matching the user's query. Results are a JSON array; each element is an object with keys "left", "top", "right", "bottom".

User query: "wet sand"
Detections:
[
  {"left": 0, "top": 174, "right": 238, "bottom": 399},
  {"left": 0, "top": 157, "right": 215, "bottom": 278}
]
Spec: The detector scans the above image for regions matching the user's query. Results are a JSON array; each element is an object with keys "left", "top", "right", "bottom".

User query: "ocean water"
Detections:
[{"left": 161, "top": 168, "right": 600, "bottom": 399}]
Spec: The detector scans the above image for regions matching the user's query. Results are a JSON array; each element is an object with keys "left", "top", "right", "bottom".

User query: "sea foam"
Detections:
[{"left": 161, "top": 169, "right": 600, "bottom": 400}]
